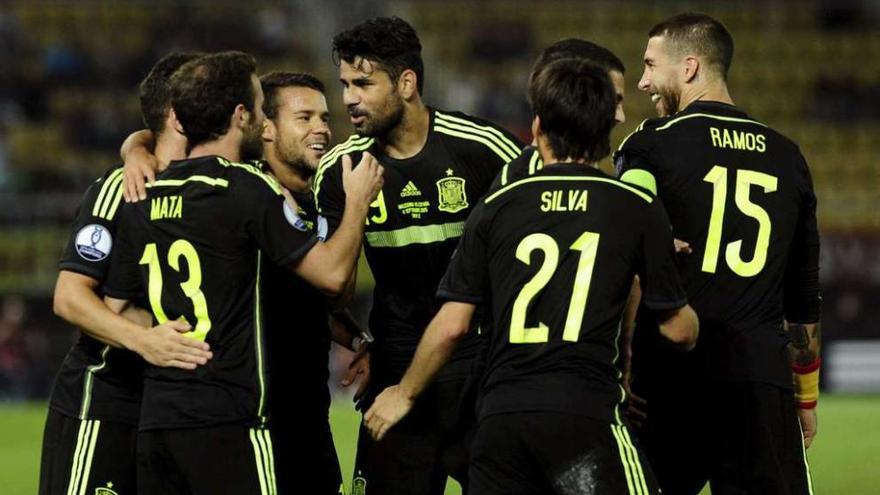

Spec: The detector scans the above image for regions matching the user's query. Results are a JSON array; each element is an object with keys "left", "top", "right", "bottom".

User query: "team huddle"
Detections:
[{"left": 42, "top": 12, "right": 821, "bottom": 495}]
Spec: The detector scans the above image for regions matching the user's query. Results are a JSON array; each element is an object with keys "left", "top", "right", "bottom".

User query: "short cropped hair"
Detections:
[
  {"left": 170, "top": 51, "right": 258, "bottom": 147},
  {"left": 649, "top": 12, "right": 734, "bottom": 79},
  {"left": 528, "top": 59, "right": 616, "bottom": 162},
  {"left": 332, "top": 16, "right": 424, "bottom": 94},
  {"left": 139, "top": 52, "right": 203, "bottom": 134},
  {"left": 260, "top": 72, "right": 325, "bottom": 120}
]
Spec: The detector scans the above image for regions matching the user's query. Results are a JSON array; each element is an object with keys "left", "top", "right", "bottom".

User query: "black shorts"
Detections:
[
  {"left": 137, "top": 425, "right": 278, "bottom": 495},
  {"left": 633, "top": 380, "right": 813, "bottom": 495},
  {"left": 39, "top": 410, "right": 137, "bottom": 495},
  {"left": 352, "top": 378, "right": 471, "bottom": 495},
  {"left": 272, "top": 416, "right": 342, "bottom": 495},
  {"left": 469, "top": 412, "right": 659, "bottom": 495}
]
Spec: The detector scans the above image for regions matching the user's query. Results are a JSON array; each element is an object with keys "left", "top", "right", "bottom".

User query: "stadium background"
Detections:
[{"left": 0, "top": 0, "right": 877, "bottom": 493}]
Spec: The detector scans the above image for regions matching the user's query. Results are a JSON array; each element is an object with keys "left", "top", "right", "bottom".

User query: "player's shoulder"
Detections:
[
  {"left": 208, "top": 156, "right": 283, "bottom": 196},
  {"left": 617, "top": 116, "right": 669, "bottom": 152},
  {"left": 86, "top": 163, "right": 125, "bottom": 197},
  {"left": 79, "top": 163, "right": 126, "bottom": 221},
  {"left": 317, "top": 134, "right": 376, "bottom": 170},
  {"left": 432, "top": 108, "right": 522, "bottom": 162},
  {"left": 486, "top": 165, "right": 654, "bottom": 209},
  {"left": 494, "top": 146, "right": 542, "bottom": 189}
]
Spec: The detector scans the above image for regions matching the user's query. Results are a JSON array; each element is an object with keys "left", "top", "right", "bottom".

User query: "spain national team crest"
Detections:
[{"left": 436, "top": 169, "right": 468, "bottom": 213}]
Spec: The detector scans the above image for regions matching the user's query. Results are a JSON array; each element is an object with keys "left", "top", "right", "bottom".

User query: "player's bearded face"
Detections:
[
  {"left": 639, "top": 36, "right": 682, "bottom": 117},
  {"left": 341, "top": 59, "right": 405, "bottom": 139},
  {"left": 270, "top": 87, "right": 331, "bottom": 177},
  {"left": 356, "top": 87, "right": 404, "bottom": 139},
  {"left": 241, "top": 75, "right": 267, "bottom": 161},
  {"left": 241, "top": 110, "right": 265, "bottom": 161}
]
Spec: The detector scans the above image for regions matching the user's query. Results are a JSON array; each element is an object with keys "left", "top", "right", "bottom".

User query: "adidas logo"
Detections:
[{"left": 400, "top": 181, "right": 422, "bottom": 197}]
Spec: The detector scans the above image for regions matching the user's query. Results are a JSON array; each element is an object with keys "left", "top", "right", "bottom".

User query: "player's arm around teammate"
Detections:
[{"left": 55, "top": 271, "right": 211, "bottom": 369}]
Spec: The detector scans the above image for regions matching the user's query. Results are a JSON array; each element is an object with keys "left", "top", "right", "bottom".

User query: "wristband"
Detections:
[{"left": 793, "top": 358, "right": 820, "bottom": 409}]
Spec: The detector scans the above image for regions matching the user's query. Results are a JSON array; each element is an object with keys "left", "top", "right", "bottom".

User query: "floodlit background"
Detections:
[{"left": 0, "top": 1, "right": 877, "bottom": 493}]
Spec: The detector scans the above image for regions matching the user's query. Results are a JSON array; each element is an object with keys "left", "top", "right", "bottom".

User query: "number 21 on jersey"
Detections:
[
  {"left": 139, "top": 239, "right": 212, "bottom": 341},
  {"left": 510, "top": 231, "right": 600, "bottom": 344}
]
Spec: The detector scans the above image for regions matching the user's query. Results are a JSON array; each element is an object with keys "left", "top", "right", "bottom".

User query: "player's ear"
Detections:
[
  {"left": 169, "top": 107, "right": 185, "bottom": 135},
  {"left": 398, "top": 69, "right": 418, "bottom": 100},
  {"left": 531, "top": 115, "right": 542, "bottom": 141},
  {"left": 262, "top": 117, "right": 275, "bottom": 142},
  {"left": 683, "top": 56, "right": 699, "bottom": 83},
  {"left": 233, "top": 104, "right": 249, "bottom": 130}
]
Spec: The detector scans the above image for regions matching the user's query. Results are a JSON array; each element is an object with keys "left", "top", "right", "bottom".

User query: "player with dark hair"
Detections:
[
  {"left": 616, "top": 13, "right": 821, "bottom": 494},
  {"left": 492, "top": 38, "right": 627, "bottom": 191},
  {"left": 102, "top": 51, "right": 383, "bottom": 494},
  {"left": 259, "top": 70, "right": 373, "bottom": 495},
  {"left": 316, "top": 15, "right": 523, "bottom": 494},
  {"left": 41, "top": 51, "right": 212, "bottom": 495},
  {"left": 365, "top": 58, "right": 699, "bottom": 495}
]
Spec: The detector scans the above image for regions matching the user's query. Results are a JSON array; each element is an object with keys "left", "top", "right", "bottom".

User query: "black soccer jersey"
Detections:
[
  {"left": 104, "top": 156, "right": 318, "bottom": 430},
  {"left": 438, "top": 163, "right": 687, "bottom": 423},
  {"left": 314, "top": 108, "right": 522, "bottom": 380},
  {"left": 615, "top": 101, "right": 821, "bottom": 387},
  {"left": 488, "top": 145, "right": 542, "bottom": 193},
  {"left": 52, "top": 165, "right": 143, "bottom": 425},
  {"left": 261, "top": 179, "right": 333, "bottom": 421}
]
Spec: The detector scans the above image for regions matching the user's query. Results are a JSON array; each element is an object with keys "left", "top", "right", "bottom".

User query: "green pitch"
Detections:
[{"left": 2, "top": 395, "right": 876, "bottom": 494}]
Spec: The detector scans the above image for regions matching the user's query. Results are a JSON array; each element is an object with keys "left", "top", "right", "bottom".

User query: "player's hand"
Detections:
[
  {"left": 798, "top": 407, "right": 818, "bottom": 449},
  {"left": 364, "top": 385, "right": 413, "bottom": 441},
  {"left": 622, "top": 353, "right": 648, "bottom": 428},
  {"left": 132, "top": 320, "right": 213, "bottom": 370},
  {"left": 674, "top": 238, "right": 692, "bottom": 255},
  {"left": 123, "top": 148, "right": 161, "bottom": 203},
  {"left": 341, "top": 349, "right": 371, "bottom": 404},
  {"left": 624, "top": 384, "right": 648, "bottom": 429},
  {"left": 342, "top": 153, "right": 384, "bottom": 208}
]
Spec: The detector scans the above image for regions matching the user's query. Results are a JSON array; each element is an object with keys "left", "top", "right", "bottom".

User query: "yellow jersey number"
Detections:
[
  {"left": 139, "top": 239, "right": 212, "bottom": 341},
  {"left": 509, "top": 231, "right": 600, "bottom": 344}
]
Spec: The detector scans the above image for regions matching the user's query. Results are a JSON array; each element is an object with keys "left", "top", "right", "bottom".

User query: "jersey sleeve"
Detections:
[
  {"left": 783, "top": 155, "right": 822, "bottom": 323},
  {"left": 614, "top": 122, "right": 660, "bottom": 195},
  {"left": 436, "top": 201, "right": 491, "bottom": 304},
  {"left": 240, "top": 173, "right": 318, "bottom": 267},
  {"left": 636, "top": 198, "right": 688, "bottom": 311},
  {"left": 314, "top": 154, "right": 347, "bottom": 238},
  {"left": 59, "top": 167, "right": 126, "bottom": 281},
  {"left": 102, "top": 204, "right": 145, "bottom": 301}
]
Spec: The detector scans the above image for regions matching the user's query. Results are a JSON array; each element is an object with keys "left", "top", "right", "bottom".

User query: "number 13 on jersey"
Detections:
[{"left": 139, "top": 239, "right": 212, "bottom": 341}]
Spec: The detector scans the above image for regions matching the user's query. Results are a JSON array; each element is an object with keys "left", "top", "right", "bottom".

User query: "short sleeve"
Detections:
[
  {"left": 59, "top": 167, "right": 126, "bottom": 281},
  {"left": 314, "top": 154, "right": 347, "bottom": 238},
  {"left": 637, "top": 199, "right": 688, "bottom": 311},
  {"left": 243, "top": 176, "right": 319, "bottom": 266},
  {"left": 102, "top": 204, "right": 144, "bottom": 300},
  {"left": 436, "top": 202, "right": 491, "bottom": 304},
  {"left": 614, "top": 125, "right": 659, "bottom": 196}
]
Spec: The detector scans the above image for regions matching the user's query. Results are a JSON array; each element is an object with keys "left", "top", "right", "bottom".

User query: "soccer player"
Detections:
[
  {"left": 492, "top": 38, "right": 628, "bottom": 190},
  {"left": 365, "top": 58, "right": 699, "bottom": 495},
  {"left": 102, "top": 51, "right": 383, "bottom": 494},
  {"left": 117, "top": 70, "right": 374, "bottom": 494},
  {"left": 259, "top": 70, "right": 372, "bottom": 495},
  {"left": 615, "top": 13, "right": 822, "bottom": 494},
  {"left": 40, "top": 52, "right": 213, "bottom": 495},
  {"left": 314, "top": 16, "right": 523, "bottom": 493}
]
